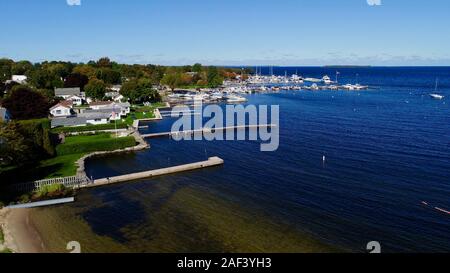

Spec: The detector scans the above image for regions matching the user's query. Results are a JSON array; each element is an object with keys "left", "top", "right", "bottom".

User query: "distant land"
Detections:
[{"left": 323, "top": 65, "right": 372, "bottom": 68}]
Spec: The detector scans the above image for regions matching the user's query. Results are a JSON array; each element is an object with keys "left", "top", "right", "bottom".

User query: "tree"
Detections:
[
  {"left": 73, "top": 65, "right": 97, "bottom": 78},
  {"left": 28, "top": 68, "right": 63, "bottom": 90},
  {"left": 0, "top": 122, "right": 32, "bottom": 168},
  {"left": 120, "top": 79, "right": 161, "bottom": 104},
  {"left": 161, "top": 73, "right": 182, "bottom": 91},
  {"left": 120, "top": 80, "right": 138, "bottom": 101},
  {"left": 11, "top": 60, "right": 33, "bottom": 75},
  {"left": 97, "top": 57, "right": 112, "bottom": 68},
  {"left": 0, "top": 58, "right": 14, "bottom": 82},
  {"left": 96, "top": 68, "right": 121, "bottom": 85},
  {"left": 207, "top": 66, "right": 223, "bottom": 88},
  {"left": 64, "top": 73, "right": 89, "bottom": 90},
  {"left": 84, "top": 78, "right": 106, "bottom": 101},
  {"left": 192, "top": 63, "right": 203, "bottom": 73},
  {"left": 1, "top": 86, "right": 50, "bottom": 120}
]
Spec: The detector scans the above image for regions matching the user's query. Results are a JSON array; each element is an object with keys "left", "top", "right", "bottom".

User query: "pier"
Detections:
[
  {"left": 141, "top": 124, "right": 277, "bottom": 138},
  {"left": 84, "top": 157, "right": 224, "bottom": 188}
]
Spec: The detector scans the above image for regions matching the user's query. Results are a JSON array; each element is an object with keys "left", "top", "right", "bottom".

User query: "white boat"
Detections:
[
  {"left": 210, "top": 92, "right": 224, "bottom": 101},
  {"left": 304, "top": 77, "right": 322, "bottom": 83},
  {"left": 322, "top": 75, "right": 333, "bottom": 84},
  {"left": 310, "top": 83, "right": 319, "bottom": 91},
  {"left": 429, "top": 78, "right": 444, "bottom": 100},
  {"left": 226, "top": 95, "right": 247, "bottom": 103},
  {"left": 430, "top": 94, "right": 444, "bottom": 100},
  {"left": 354, "top": 84, "right": 369, "bottom": 90}
]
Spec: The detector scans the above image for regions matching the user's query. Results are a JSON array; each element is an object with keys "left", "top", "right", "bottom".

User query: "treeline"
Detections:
[{"left": 0, "top": 58, "right": 252, "bottom": 104}]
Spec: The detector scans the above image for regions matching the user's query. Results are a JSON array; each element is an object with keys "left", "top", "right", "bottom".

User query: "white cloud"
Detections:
[
  {"left": 367, "top": 0, "right": 382, "bottom": 6},
  {"left": 67, "top": 0, "right": 81, "bottom": 6}
]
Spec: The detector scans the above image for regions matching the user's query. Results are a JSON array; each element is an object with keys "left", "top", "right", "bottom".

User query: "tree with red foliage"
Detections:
[
  {"left": 64, "top": 73, "right": 89, "bottom": 91},
  {"left": 1, "top": 86, "right": 50, "bottom": 120}
]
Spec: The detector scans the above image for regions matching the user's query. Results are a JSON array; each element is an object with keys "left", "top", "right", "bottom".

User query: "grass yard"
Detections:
[
  {"left": 38, "top": 153, "right": 86, "bottom": 178},
  {"left": 63, "top": 133, "right": 111, "bottom": 144}
]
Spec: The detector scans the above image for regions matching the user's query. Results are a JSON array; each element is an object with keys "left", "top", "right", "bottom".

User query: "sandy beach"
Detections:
[{"left": 0, "top": 208, "right": 46, "bottom": 253}]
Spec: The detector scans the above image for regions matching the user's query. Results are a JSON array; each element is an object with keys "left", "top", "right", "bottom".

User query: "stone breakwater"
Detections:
[{"left": 76, "top": 130, "right": 150, "bottom": 178}]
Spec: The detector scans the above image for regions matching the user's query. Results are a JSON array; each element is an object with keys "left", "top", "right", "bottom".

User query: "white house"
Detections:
[
  {"left": 66, "top": 95, "right": 84, "bottom": 106},
  {"left": 82, "top": 102, "right": 130, "bottom": 121},
  {"left": 12, "top": 75, "right": 28, "bottom": 84},
  {"left": 50, "top": 102, "right": 74, "bottom": 117},
  {"left": 113, "top": 94, "right": 124, "bottom": 102},
  {"left": 79, "top": 112, "right": 111, "bottom": 125}
]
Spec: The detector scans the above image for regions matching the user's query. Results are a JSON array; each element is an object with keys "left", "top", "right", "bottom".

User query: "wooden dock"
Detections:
[
  {"left": 141, "top": 124, "right": 277, "bottom": 138},
  {"left": 84, "top": 157, "right": 224, "bottom": 188}
]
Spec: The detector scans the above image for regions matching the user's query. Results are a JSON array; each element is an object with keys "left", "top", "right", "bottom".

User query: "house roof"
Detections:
[
  {"left": 115, "top": 102, "right": 130, "bottom": 107},
  {"left": 89, "top": 101, "right": 114, "bottom": 107},
  {"left": 51, "top": 117, "right": 87, "bottom": 128},
  {"left": 55, "top": 87, "right": 81, "bottom": 97},
  {"left": 78, "top": 112, "right": 111, "bottom": 120},
  {"left": 50, "top": 101, "right": 73, "bottom": 111}
]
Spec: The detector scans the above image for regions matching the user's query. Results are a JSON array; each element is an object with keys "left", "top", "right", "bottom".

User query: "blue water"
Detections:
[{"left": 85, "top": 67, "right": 450, "bottom": 252}]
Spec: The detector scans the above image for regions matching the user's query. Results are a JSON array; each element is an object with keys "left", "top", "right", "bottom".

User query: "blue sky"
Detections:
[{"left": 1, "top": 0, "right": 449, "bottom": 66}]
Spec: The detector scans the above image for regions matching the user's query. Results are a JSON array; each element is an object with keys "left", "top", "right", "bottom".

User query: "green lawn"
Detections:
[
  {"left": 39, "top": 153, "right": 86, "bottom": 178},
  {"left": 123, "top": 105, "right": 161, "bottom": 125},
  {"left": 63, "top": 133, "right": 111, "bottom": 144},
  {"left": 51, "top": 123, "right": 128, "bottom": 134}
]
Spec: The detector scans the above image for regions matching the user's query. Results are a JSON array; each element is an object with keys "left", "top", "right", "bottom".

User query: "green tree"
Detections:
[
  {"left": 161, "top": 73, "right": 182, "bottom": 91},
  {"left": 0, "top": 122, "right": 33, "bottom": 168},
  {"left": 28, "top": 68, "right": 63, "bottom": 90},
  {"left": 11, "top": 60, "right": 33, "bottom": 75},
  {"left": 84, "top": 78, "right": 106, "bottom": 100},
  {"left": 96, "top": 68, "right": 121, "bottom": 85},
  {"left": 120, "top": 80, "right": 138, "bottom": 101},
  {"left": 0, "top": 58, "right": 14, "bottom": 82},
  {"left": 120, "top": 79, "right": 161, "bottom": 103},
  {"left": 192, "top": 63, "right": 203, "bottom": 73},
  {"left": 207, "top": 66, "right": 223, "bottom": 88}
]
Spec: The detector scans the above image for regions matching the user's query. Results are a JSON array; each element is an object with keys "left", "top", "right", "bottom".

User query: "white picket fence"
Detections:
[{"left": 11, "top": 175, "right": 91, "bottom": 192}]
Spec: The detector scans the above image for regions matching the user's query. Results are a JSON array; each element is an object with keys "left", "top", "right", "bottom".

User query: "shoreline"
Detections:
[
  {"left": 0, "top": 129, "right": 151, "bottom": 254},
  {"left": 0, "top": 208, "right": 46, "bottom": 253}
]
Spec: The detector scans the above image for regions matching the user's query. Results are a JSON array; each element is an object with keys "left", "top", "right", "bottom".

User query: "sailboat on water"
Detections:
[{"left": 429, "top": 78, "right": 445, "bottom": 100}]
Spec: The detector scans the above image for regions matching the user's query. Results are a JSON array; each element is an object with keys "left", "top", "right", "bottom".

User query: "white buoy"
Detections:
[{"left": 323, "top": 155, "right": 326, "bottom": 162}]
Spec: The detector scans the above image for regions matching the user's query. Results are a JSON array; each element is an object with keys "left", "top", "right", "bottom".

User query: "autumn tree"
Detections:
[
  {"left": 1, "top": 86, "right": 50, "bottom": 120},
  {"left": 64, "top": 73, "right": 89, "bottom": 90},
  {"left": 97, "top": 57, "right": 113, "bottom": 68}
]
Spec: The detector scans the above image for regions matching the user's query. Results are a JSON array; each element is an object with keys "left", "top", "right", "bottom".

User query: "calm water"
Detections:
[{"left": 80, "top": 67, "right": 450, "bottom": 252}]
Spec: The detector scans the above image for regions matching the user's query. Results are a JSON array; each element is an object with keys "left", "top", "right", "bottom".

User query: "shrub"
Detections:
[
  {"left": 56, "top": 136, "right": 136, "bottom": 156},
  {"left": 17, "top": 119, "right": 56, "bottom": 157},
  {"left": 0, "top": 228, "right": 4, "bottom": 244},
  {"left": 32, "top": 184, "right": 72, "bottom": 201}
]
